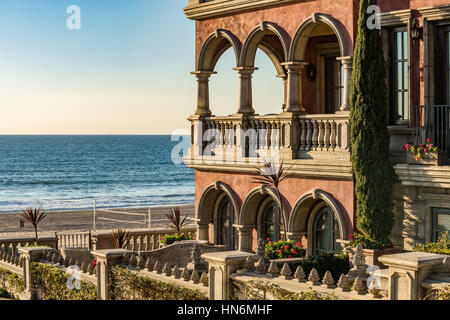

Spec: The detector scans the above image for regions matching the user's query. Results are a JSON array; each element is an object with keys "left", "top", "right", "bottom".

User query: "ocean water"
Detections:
[{"left": 0, "top": 135, "right": 194, "bottom": 213}]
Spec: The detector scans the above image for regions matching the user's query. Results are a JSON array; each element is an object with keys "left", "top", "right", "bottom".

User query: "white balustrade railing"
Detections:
[
  {"left": 297, "top": 113, "right": 350, "bottom": 154},
  {"left": 189, "top": 112, "right": 350, "bottom": 162}
]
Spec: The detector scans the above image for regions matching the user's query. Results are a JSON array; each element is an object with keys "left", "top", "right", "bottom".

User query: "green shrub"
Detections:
[
  {"left": 31, "top": 263, "right": 97, "bottom": 300},
  {"left": 161, "top": 233, "right": 192, "bottom": 245},
  {"left": 0, "top": 267, "right": 24, "bottom": 293},
  {"left": 299, "top": 252, "right": 350, "bottom": 280},
  {"left": 265, "top": 240, "right": 306, "bottom": 259},
  {"left": 349, "top": 232, "right": 394, "bottom": 250},
  {"left": 413, "top": 231, "right": 450, "bottom": 255},
  {"left": 230, "top": 280, "right": 336, "bottom": 300},
  {"left": 424, "top": 286, "right": 450, "bottom": 300},
  {"left": 111, "top": 266, "right": 208, "bottom": 300},
  {"left": 0, "top": 288, "right": 8, "bottom": 298}
]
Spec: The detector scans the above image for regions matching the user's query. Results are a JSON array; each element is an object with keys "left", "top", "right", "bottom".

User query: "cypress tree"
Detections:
[{"left": 350, "top": 0, "right": 394, "bottom": 242}]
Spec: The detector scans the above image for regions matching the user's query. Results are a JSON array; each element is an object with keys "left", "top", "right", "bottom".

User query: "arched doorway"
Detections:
[
  {"left": 288, "top": 189, "right": 349, "bottom": 256},
  {"left": 216, "top": 194, "right": 239, "bottom": 250},
  {"left": 259, "top": 199, "right": 284, "bottom": 242},
  {"left": 311, "top": 203, "right": 340, "bottom": 255},
  {"left": 289, "top": 13, "right": 353, "bottom": 114},
  {"left": 239, "top": 186, "right": 288, "bottom": 252},
  {"left": 197, "top": 181, "right": 240, "bottom": 247}
]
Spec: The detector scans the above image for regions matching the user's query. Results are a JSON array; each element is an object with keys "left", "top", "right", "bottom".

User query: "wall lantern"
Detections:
[
  {"left": 306, "top": 63, "right": 316, "bottom": 82},
  {"left": 410, "top": 18, "right": 422, "bottom": 42}
]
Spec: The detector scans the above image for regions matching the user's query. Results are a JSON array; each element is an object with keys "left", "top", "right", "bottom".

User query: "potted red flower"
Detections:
[
  {"left": 404, "top": 139, "right": 446, "bottom": 166},
  {"left": 347, "top": 233, "right": 402, "bottom": 268}
]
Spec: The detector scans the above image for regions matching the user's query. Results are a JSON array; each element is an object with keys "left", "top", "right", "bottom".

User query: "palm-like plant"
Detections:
[
  {"left": 166, "top": 208, "right": 189, "bottom": 234},
  {"left": 251, "top": 160, "right": 293, "bottom": 239},
  {"left": 17, "top": 207, "right": 47, "bottom": 242},
  {"left": 111, "top": 228, "right": 129, "bottom": 249}
]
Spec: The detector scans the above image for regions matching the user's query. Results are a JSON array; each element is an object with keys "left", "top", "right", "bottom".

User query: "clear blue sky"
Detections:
[{"left": 0, "top": 0, "right": 282, "bottom": 134}]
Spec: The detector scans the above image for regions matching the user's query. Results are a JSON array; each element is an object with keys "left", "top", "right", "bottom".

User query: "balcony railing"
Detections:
[
  {"left": 188, "top": 112, "right": 350, "bottom": 165},
  {"left": 412, "top": 105, "right": 450, "bottom": 154}
]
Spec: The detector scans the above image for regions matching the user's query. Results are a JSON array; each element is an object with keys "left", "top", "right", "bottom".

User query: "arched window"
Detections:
[
  {"left": 313, "top": 206, "right": 339, "bottom": 254},
  {"left": 261, "top": 201, "right": 284, "bottom": 242},
  {"left": 217, "top": 196, "right": 238, "bottom": 250}
]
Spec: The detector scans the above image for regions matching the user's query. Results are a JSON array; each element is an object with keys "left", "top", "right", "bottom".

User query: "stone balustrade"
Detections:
[
  {"left": 92, "top": 227, "right": 197, "bottom": 251},
  {"left": 230, "top": 257, "right": 387, "bottom": 300},
  {"left": 0, "top": 236, "right": 58, "bottom": 258},
  {"left": 297, "top": 113, "right": 350, "bottom": 160},
  {"left": 57, "top": 231, "right": 92, "bottom": 250},
  {"left": 187, "top": 112, "right": 351, "bottom": 169},
  {"left": 92, "top": 243, "right": 209, "bottom": 300}
]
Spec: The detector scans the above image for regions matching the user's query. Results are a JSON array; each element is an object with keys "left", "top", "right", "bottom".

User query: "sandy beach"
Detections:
[{"left": 0, "top": 204, "right": 195, "bottom": 239}]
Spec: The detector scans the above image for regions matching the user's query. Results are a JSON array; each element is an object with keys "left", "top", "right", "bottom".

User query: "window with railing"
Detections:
[{"left": 390, "top": 27, "right": 409, "bottom": 124}]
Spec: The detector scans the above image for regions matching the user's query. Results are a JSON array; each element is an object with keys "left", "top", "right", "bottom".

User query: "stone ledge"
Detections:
[
  {"left": 420, "top": 4, "right": 450, "bottom": 21},
  {"left": 202, "top": 251, "right": 257, "bottom": 264},
  {"left": 379, "top": 252, "right": 447, "bottom": 270},
  {"left": 185, "top": 157, "right": 353, "bottom": 179},
  {"left": 184, "top": 0, "right": 301, "bottom": 20},
  {"left": 394, "top": 164, "right": 450, "bottom": 189}
]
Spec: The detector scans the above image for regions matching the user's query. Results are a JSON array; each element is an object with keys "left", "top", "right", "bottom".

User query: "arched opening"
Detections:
[
  {"left": 194, "top": 29, "right": 241, "bottom": 116},
  {"left": 196, "top": 181, "right": 240, "bottom": 247},
  {"left": 260, "top": 199, "right": 285, "bottom": 242},
  {"left": 288, "top": 189, "right": 349, "bottom": 256},
  {"left": 289, "top": 13, "right": 352, "bottom": 114},
  {"left": 253, "top": 49, "right": 285, "bottom": 115},
  {"left": 239, "top": 22, "right": 290, "bottom": 115},
  {"left": 209, "top": 48, "right": 239, "bottom": 116},
  {"left": 311, "top": 202, "right": 340, "bottom": 255},
  {"left": 216, "top": 194, "right": 239, "bottom": 250},
  {"left": 239, "top": 186, "right": 288, "bottom": 252}
]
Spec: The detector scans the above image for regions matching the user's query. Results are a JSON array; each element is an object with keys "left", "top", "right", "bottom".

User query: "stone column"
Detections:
[
  {"left": 281, "top": 62, "right": 309, "bottom": 113},
  {"left": 234, "top": 67, "right": 257, "bottom": 115},
  {"left": 191, "top": 71, "right": 216, "bottom": 116},
  {"left": 196, "top": 221, "right": 210, "bottom": 242},
  {"left": 379, "top": 252, "right": 447, "bottom": 300},
  {"left": 237, "top": 226, "right": 254, "bottom": 253},
  {"left": 91, "top": 249, "right": 134, "bottom": 300},
  {"left": 336, "top": 56, "right": 353, "bottom": 112},
  {"left": 202, "top": 251, "right": 257, "bottom": 300},
  {"left": 18, "top": 247, "right": 56, "bottom": 300}
]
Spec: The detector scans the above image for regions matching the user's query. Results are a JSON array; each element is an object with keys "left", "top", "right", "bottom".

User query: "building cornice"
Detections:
[
  {"left": 395, "top": 164, "right": 450, "bottom": 189},
  {"left": 184, "top": 157, "right": 353, "bottom": 179},
  {"left": 380, "top": 9, "right": 411, "bottom": 27},
  {"left": 184, "top": 0, "right": 301, "bottom": 20},
  {"left": 419, "top": 4, "right": 450, "bottom": 21}
]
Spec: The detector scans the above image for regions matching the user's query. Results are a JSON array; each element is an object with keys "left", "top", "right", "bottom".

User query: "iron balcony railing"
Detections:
[{"left": 412, "top": 105, "right": 450, "bottom": 154}]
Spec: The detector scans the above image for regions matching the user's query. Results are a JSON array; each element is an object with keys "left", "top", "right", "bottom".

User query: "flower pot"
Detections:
[
  {"left": 347, "top": 246, "right": 402, "bottom": 269},
  {"left": 407, "top": 151, "right": 447, "bottom": 166}
]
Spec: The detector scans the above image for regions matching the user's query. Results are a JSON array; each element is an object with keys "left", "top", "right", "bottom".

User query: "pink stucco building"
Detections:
[{"left": 184, "top": 0, "right": 450, "bottom": 254}]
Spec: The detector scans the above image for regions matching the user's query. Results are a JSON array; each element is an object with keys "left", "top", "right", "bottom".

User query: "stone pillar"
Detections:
[
  {"left": 188, "top": 115, "right": 204, "bottom": 161},
  {"left": 191, "top": 71, "right": 216, "bottom": 116},
  {"left": 234, "top": 67, "right": 257, "bottom": 115},
  {"left": 281, "top": 62, "right": 309, "bottom": 113},
  {"left": 196, "top": 221, "right": 210, "bottom": 242},
  {"left": 202, "top": 251, "right": 257, "bottom": 300},
  {"left": 379, "top": 252, "right": 447, "bottom": 300},
  {"left": 336, "top": 56, "right": 353, "bottom": 112},
  {"left": 237, "top": 226, "right": 254, "bottom": 253},
  {"left": 18, "top": 247, "right": 56, "bottom": 300},
  {"left": 91, "top": 249, "right": 134, "bottom": 300}
]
